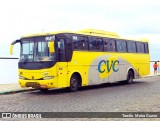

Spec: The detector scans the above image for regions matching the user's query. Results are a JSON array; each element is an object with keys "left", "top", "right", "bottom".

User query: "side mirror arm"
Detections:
[{"left": 10, "top": 39, "right": 21, "bottom": 55}]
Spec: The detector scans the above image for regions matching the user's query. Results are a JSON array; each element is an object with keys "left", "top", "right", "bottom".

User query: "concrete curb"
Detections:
[
  {"left": 143, "top": 74, "right": 160, "bottom": 78},
  {"left": 0, "top": 88, "right": 37, "bottom": 95}
]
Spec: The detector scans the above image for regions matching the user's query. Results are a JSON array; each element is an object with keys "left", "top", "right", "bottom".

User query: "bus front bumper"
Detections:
[{"left": 19, "top": 79, "right": 57, "bottom": 89}]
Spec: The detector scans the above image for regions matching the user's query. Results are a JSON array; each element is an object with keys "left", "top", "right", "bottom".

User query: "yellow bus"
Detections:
[{"left": 10, "top": 29, "right": 150, "bottom": 91}]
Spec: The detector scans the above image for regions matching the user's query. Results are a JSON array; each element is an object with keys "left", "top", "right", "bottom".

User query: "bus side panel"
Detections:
[
  {"left": 67, "top": 52, "right": 89, "bottom": 87},
  {"left": 57, "top": 62, "right": 68, "bottom": 88},
  {"left": 132, "top": 54, "right": 150, "bottom": 78},
  {"left": 88, "top": 53, "right": 132, "bottom": 84},
  {"left": 67, "top": 66, "right": 88, "bottom": 87}
]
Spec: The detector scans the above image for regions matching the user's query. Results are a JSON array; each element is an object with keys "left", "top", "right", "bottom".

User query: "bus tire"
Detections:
[
  {"left": 126, "top": 70, "right": 134, "bottom": 84},
  {"left": 69, "top": 74, "right": 79, "bottom": 92}
]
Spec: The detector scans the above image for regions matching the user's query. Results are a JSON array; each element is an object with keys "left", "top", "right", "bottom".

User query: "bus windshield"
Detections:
[{"left": 20, "top": 36, "right": 55, "bottom": 62}]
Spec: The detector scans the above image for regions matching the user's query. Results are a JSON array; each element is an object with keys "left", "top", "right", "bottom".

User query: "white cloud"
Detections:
[
  {"left": 0, "top": 0, "right": 160, "bottom": 58},
  {"left": 1, "top": 0, "right": 160, "bottom": 37}
]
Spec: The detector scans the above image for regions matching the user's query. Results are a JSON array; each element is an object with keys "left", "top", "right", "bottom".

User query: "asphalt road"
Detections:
[{"left": 0, "top": 76, "right": 160, "bottom": 112}]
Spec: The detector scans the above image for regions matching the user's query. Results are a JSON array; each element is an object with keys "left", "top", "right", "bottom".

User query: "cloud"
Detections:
[
  {"left": 1, "top": 0, "right": 160, "bottom": 38},
  {"left": 0, "top": 0, "right": 160, "bottom": 59}
]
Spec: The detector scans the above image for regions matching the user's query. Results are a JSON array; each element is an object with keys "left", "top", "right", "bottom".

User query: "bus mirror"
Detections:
[
  {"left": 49, "top": 41, "right": 55, "bottom": 53},
  {"left": 10, "top": 45, "right": 14, "bottom": 55},
  {"left": 10, "top": 39, "right": 20, "bottom": 55}
]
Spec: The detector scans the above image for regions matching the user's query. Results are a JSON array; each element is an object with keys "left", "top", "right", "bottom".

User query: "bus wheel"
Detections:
[
  {"left": 126, "top": 70, "right": 134, "bottom": 84},
  {"left": 70, "top": 75, "right": 79, "bottom": 92}
]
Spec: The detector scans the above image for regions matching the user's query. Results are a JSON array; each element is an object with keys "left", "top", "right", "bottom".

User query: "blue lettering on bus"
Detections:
[
  {"left": 112, "top": 60, "right": 119, "bottom": 72},
  {"left": 98, "top": 60, "right": 106, "bottom": 73},
  {"left": 106, "top": 60, "right": 112, "bottom": 72},
  {"left": 98, "top": 60, "right": 119, "bottom": 73}
]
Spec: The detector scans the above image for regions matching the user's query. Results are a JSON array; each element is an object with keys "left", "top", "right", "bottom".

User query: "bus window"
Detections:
[
  {"left": 127, "top": 41, "right": 136, "bottom": 53},
  {"left": 136, "top": 42, "right": 145, "bottom": 53},
  {"left": 132, "top": 42, "right": 137, "bottom": 53},
  {"left": 116, "top": 40, "right": 121, "bottom": 52},
  {"left": 38, "top": 42, "right": 48, "bottom": 56},
  {"left": 89, "top": 37, "right": 103, "bottom": 51},
  {"left": 89, "top": 39, "right": 96, "bottom": 50},
  {"left": 136, "top": 42, "right": 141, "bottom": 53},
  {"left": 122, "top": 41, "right": 127, "bottom": 52},
  {"left": 20, "top": 41, "right": 34, "bottom": 62},
  {"left": 144, "top": 43, "right": 149, "bottom": 53},
  {"left": 104, "top": 38, "right": 109, "bottom": 51},
  {"left": 117, "top": 40, "right": 127, "bottom": 52},
  {"left": 108, "top": 40, "right": 116, "bottom": 52},
  {"left": 58, "top": 38, "right": 66, "bottom": 61},
  {"left": 96, "top": 38, "right": 103, "bottom": 51},
  {"left": 127, "top": 41, "right": 132, "bottom": 53},
  {"left": 73, "top": 36, "right": 88, "bottom": 50},
  {"left": 140, "top": 43, "right": 145, "bottom": 53}
]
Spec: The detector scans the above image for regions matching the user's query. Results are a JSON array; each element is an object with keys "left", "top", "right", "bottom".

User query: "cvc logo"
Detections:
[{"left": 98, "top": 60, "right": 119, "bottom": 73}]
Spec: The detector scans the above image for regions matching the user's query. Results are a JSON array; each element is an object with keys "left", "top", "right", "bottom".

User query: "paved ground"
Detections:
[
  {"left": 0, "top": 73, "right": 159, "bottom": 94},
  {"left": 0, "top": 84, "right": 27, "bottom": 93},
  {"left": 0, "top": 76, "right": 160, "bottom": 121},
  {"left": 0, "top": 84, "right": 34, "bottom": 95}
]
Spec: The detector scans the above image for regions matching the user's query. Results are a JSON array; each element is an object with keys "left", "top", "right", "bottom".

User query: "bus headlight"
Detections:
[
  {"left": 19, "top": 76, "right": 25, "bottom": 80},
  {"left": 43, "top": 72, "right": 53, "bottom": 80},
  {"left": 43, "top": 76, "right": 54, "bottom": 80}
]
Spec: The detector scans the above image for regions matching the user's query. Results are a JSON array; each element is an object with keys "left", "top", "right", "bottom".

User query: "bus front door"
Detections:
[{"left": 57, "top": 38, "right": 68, "bottom": 88}]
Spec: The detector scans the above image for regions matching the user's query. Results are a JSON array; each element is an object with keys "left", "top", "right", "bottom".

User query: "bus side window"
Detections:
[
  {"left": 89, "top": 37, "right": 96, "bottom": 50},
  {"left": 58, "top": 38, "right": 66, "bottom": 61},
  {"left": 89, "top": 37, "right": 103, "bottom": 51},
  {"left": 109, "top": 40, "right": 116, "bottom": 52},
  {"left": 127, "top": 41, "right": 132, "bottom": 53},
  {"left": 121, "top": 41, "right": 127, "bottom": 52},
  {"left": 144, "top": 43, "right": 149, "bottom": 53},
  {"left": 96, "top": 38, "right": 103, "bottom": 51},
  {"left": 104, "top": 38, "right": 109, "bottom": 51},
  {"left": 140, "top": 43, "right": 145, "bottom": 53},
  {"left": 132, "top": 42, "right": 137, "bottom": 53},
  {"left": 116, "top": 40, "right": 122, "bottom": 52},
  {"left": 127, "top": 41, "right": 136, "bottom": 53},
  {"left": 89, "top": 38, "right": 96, "bottom": 50},
  {"left": 116, "top": 40, "right": 127, "bottom": 52},
  {"left": 81, "top": 36, "right": 89, "bottom": 50},
  {"left": 136, "top": 42, "right": 145, "bottom": 53},
  {"left": 136, "top": 42, "right": 141, "bottom": 53},
  {"left": 73, "top": 36, "right": 88, "bottom": 50}
]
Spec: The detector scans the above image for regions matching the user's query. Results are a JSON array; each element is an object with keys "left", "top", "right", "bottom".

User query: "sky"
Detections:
[
  {"left": 0, "top": 0, "right": 160, "bottom": 59},
  {"left": 0, "top": 0, "right": 160, "bottom": 83}
]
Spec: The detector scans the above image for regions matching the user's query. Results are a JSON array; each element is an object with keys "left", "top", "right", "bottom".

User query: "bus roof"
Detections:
[
  {"left": 21, "top": 29, "right": 119, "bottom": 38},
  {"left": 21, "top": 29, "right": 148, "bottom": 42},
  {"left": 120, "top": 37, "right": 149, "bottom": 42},
  {"left": 78, "top": 29, "right": 120, "bottom": 38}
]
